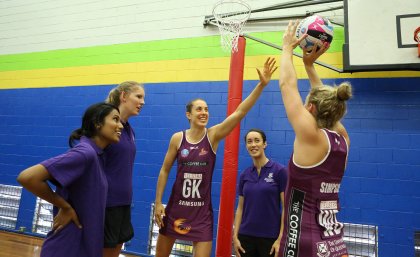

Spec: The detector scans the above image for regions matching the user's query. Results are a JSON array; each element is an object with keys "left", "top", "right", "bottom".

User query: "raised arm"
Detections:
[
  {"left": 209, "top": 57, "right": 277, "bottom": 148},
  {"left": 154, "top": 132, "right": 181, "bottom": 228},
  {"left": 279, "top": 21, "right": 318, "bottom": 141},
  {"left": 302, "top": 43, "right": 349, "bottom": 140},
  {"left": 302, "top": 43, "right": 329, "bottom": 88}
]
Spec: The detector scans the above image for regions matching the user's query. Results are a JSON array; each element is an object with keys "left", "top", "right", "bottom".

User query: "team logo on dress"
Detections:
[
  {"left": 181, "top": 149, "right": 190, "bottom": 157},
  {"left": 173, "top": 218, "right": 192, "bottom": 235},
  {"left": 335, "top": 138, "right": 340, "bottom": 145},
  {"left": 264, "top": 172, "right": 274, "bottom": 183},
  {"left": 316, "top": 241, "right": 330, "bottom": 257},
  {"left": 199, "top": 148, "right": 208, "bottom": 156}
]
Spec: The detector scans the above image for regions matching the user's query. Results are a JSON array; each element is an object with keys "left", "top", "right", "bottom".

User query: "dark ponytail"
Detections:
[
  {"left": 68, "top": 128, "right": 83, "bottom": 147},
  {"left": 69, "top": 102, "right": 119, "bottom": 147}
]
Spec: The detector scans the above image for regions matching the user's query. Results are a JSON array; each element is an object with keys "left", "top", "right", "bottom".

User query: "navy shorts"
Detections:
[
  {"left": 104, "top": 205, "right": 134, "bottom": 248},
  {"left": 238, "top": 234, "right": 276, "bottom": 257}
]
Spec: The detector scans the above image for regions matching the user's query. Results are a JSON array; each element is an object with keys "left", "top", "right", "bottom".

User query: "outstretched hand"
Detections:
[
  {"left": 53, "top": 206, "right": 81, "bottom": 233},
  {"left": 303, "top": 42, "right": 330, "bottom": 66},
  {"left": 282, "top": 20, "right": 307, "bottom": 51},
  {"left": 257, "top": 57, "right": 278, "bottom": 86}
]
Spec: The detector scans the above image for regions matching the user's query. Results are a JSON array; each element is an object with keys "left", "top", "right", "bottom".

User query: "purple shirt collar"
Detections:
[
  {"left": 80, "top": 136, "right": 104, "bottom": 155},
  {"left": 252, "top": 159, "right": 274, "bottom": 172}
]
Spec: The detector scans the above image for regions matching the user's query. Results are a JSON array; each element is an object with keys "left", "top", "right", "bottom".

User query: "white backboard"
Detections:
[{"left": 343, "top": 0, "right": 420, "bottom": 71}]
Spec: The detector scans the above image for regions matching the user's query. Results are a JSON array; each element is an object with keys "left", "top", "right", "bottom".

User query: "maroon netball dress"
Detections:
[
  {"left": 159, "top": 130, "right": 216, "bottom": 241},
  {"left": 280, "top": 129, "right": 349, "bottom": 257}
]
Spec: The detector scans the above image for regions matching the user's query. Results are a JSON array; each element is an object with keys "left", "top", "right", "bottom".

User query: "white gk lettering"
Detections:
[{"left": 182, "top": 179, "right": 202, "bottom": 198}]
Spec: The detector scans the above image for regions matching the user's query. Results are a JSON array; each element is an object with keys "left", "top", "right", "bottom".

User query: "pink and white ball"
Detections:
[{"left": 296, "top": 15, "right": 334, "bottom": 51}]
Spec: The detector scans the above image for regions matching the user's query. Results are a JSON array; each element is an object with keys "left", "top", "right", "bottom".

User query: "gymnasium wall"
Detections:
[{"left": 1, "top": 1, "right": 420, "bottom": 256}]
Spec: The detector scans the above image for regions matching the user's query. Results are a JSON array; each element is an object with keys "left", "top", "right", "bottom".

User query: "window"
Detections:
[
  {"left": 343, "top": 222, "right": 378, "bottom": 257},
  {"left": 0, "top": 184, "right": 22, "bottom": 230},
  {"left": 32, "top": 198, "right": 53, "bottom": 235}
]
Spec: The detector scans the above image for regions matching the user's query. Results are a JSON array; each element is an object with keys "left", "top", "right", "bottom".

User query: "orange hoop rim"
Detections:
[{"left": 414, "top": 27, "right": 420, "bottom": 43}]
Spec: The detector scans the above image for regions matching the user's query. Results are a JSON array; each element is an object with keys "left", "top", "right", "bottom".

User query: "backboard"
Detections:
[{"left": 343, "top": 0, "right": 420, "bottom": 71}]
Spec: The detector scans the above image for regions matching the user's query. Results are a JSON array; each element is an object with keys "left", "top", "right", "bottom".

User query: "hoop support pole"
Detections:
[
  {"left": 203, "top": 0, "right": 342, "bottom": 24},
  {"left": 245, "top": 5, "right": 344, "bottom": 25},
  {"left": 215, "top": 36, "right": 246, "bottom": 257}
]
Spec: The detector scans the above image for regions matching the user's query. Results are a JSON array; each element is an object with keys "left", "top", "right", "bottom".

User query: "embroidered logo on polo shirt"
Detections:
[
  {"left": 264, "top": 172, "right": 274, "bottom": 183},
  {"left": 181, "top": 149, "right": 189, "bottom": 157}
]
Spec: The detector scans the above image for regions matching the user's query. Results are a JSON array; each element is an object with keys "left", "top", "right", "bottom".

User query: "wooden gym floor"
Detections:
[{"left": 0, "top": 231, "right": 139, "bottom": 257}]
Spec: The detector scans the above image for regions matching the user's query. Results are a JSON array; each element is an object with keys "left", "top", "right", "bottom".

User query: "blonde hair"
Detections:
[
  {"left": 306, "top": 82, "right": 352, "bottom": 129},
  {"left": 106, "top": 81, "right": 143, "bottom": 106}
]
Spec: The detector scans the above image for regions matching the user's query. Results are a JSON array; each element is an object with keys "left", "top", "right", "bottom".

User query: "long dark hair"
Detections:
[
  {"left": 68, "top": 102, "right": 119, "bottom": 147},
  {"left": 186, "top": 98, "right": 205, "bottom": 112},
  {"left": 244, "top": 128, "right": 267, "bottom": 143}
]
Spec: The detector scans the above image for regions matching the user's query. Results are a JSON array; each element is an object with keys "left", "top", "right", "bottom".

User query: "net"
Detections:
[{"left": 212, "top": 0, "right": 251, "bottom": 52}]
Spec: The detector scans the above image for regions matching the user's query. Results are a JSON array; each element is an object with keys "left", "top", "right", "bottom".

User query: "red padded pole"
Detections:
[{"left": 215, "top": 36, "right": 246, "bottom": 257}]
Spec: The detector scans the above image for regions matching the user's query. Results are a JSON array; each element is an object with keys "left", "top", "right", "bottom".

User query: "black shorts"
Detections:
[
  {"left": 238, "top": 234, "right": 277, "bottom": 257},
  {"left": 104, "top": 205, "right": 134, "bottom": 248}
]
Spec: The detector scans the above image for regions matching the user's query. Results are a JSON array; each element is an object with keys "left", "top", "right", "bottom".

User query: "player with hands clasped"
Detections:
[{"left": 233, "top": 129, "right": 287, "bottom": 257}]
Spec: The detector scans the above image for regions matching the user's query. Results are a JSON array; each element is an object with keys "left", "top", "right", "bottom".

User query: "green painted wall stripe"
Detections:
[{"left": 0, "top": 28, "right": 344, "bottom": 72}]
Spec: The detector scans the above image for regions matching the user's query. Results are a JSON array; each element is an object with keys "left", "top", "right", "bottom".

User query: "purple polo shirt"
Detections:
[
  {"left": 238, "top": 159, "right": 287, "bottom": 238},
  {"left": 39, "top": 136, "right": 108, "bottom": 257},
  {"left": 104, "top": 122, "right": 136, "bottom": 207}
]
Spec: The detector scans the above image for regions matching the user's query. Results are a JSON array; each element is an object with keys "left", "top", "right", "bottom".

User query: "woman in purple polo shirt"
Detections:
[
  {"left": 103, "top": 81, "right": 145, "bottom": 257},
  {"left": 278, "top": 21, "right": 352, "bottom": 257},
  {"left": 154, "top": 57, "right": 277, "bottom": 257},
  {"left": 17, "top": 102, "right": 123, "bottom": 257},
  {"left": 233, "top": 128, "right": 287, "bottom": 257}
]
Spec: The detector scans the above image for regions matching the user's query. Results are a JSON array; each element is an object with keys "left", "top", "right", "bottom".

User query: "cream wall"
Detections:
[{"left": 0, "top": 0, "right": 343, "bottom": 54}]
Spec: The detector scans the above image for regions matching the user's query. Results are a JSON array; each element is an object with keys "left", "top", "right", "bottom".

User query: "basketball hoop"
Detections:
[
  {"left": 212, "top": 0, "right": 251, "bottom": 53},
  {"left": 414, "top": 27, "right": 420, "bottom": 58}
]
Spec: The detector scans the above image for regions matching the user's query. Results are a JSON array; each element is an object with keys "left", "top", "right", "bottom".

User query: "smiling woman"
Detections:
[
  {"left": 233, "top": 129, "right": 288, "bottom": 257},
  {"left": 153, "top": 57, "right": 277, "bottom": 257},
  {"left": 103, "top": 81, "right": 145, "bottom": 257},
  {"left": 16, "top": 102, "right": 123, "bottom": 257}
]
